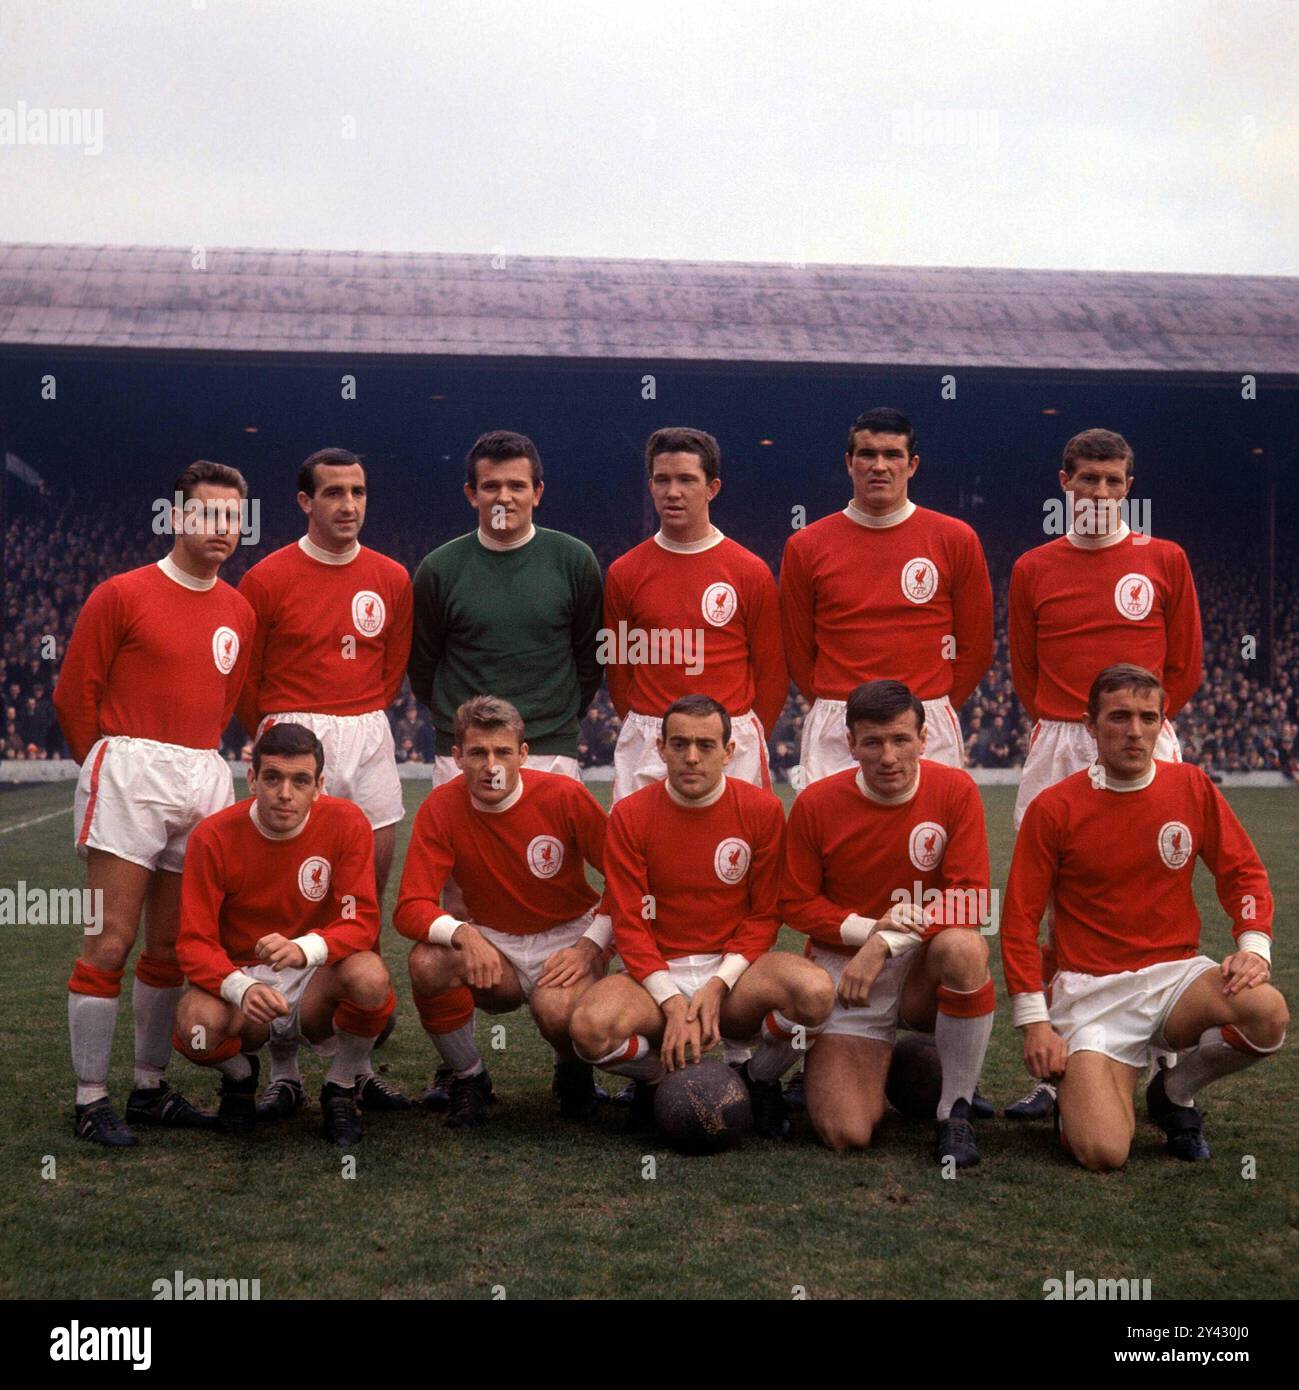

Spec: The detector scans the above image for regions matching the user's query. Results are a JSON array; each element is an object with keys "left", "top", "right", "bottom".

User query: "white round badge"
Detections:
[
  {"left": 527, "top": 835, "right": 565, "bottom": 879},
  {"left": 212, "top": 626, "right": 239, "bottom": 675},
  {"left": 901, "top": 558, "right": 938, "bottom": 605},
  {"left": 908, "top": 821, "right": 948, "bottom": 871},
  {"left": 714, "top": 838, "right": 751, "bottom": 884},
  {"left": 298, "top": 856, "right": 332, "bottom": 901},
  {"left": 701, "top": 582, "right": 738, "bottom": 627},
  {"left": 352, "top": 591, "right": 386, "bottom": 636},
  {"left": 1157, "top": 821, "right": 1193, "bottom": 870},
  {"left": 1114, "top": 573, "right": 1154, "bottom": 621}
]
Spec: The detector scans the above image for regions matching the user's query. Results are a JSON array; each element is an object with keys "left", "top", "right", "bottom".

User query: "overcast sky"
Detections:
[{"left": 2, "top": 0, "right": 1295, "bottom": 274}]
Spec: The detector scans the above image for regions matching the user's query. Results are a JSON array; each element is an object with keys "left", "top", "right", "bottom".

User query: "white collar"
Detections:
[
  {"left": 249, "top": 802, "right": 312, "bottom": 841},
  {"left": 1067, "top": 520, "right": 1130, "bottom": 550},
  {"left": 469, "top": 777, "right": 524, "bottom": 813},
  {"left": 477, "top": 524, "right": 536, "bottom": 552},
  {"left": 1093, "top": 760, "right": 1156, "bottom": 792},
  {"left": 665, "top": 775, "right": 728, "bottom": 808},
  {"left": 653, "top": 526, "right": 725, "bottom": 554},
  {"left": 157, "top": 554, "right": 215, "bottom": 592},
  {"left": 299, "top": 534, "right": 359, "bottom": 565},
  {"left": 855, "top": 765, "right": 921, "bottom": 805},
  {"left": 844, "top": 499, "right": 916, "bottom": 529}
]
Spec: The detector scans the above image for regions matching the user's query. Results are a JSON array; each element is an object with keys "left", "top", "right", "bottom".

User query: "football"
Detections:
[
  {"left": 653, "top": 1060, "right": 754, "bottom": 1154},
  {"left": 885, "top": 1033, "right": 943, "bottom": 1120}
]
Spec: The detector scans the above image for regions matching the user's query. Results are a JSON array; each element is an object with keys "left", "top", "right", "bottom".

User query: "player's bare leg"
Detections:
[
  {"left": 372, "top": 824, "right": 396, "bottom": 900},
  {"left": 173, "top": 987, "right": 270, "bottom": 1137},
  {"left": 570, "top": 974, "right": 668, "bottom": 1127},
  {"left": 1056, "top": 1052, "right": 1140, "bottom": 1171},
  {"left": 805, "top": 1036, "right": 893, "bottom": 1152},
  {"left": 532, "top": 960, "right": 606, "bottom": 1118}
]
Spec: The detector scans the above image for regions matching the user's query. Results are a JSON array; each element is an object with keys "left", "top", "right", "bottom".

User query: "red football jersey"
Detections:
[
  {"left": 605, "top": 777, "right": 785, "bottom": 982},
  {"left": 780, "top": 505, "right": 993, "bottom": 705},
  {"left": 177, "top": 794, "right": 380, "bottom": 997},
  {"left": 394, "top": 768, "right": 607, "bottom": 939},
  {"left": 780, "top": 762, "right": 991, "bottom": 954},
  {"left": 236, "top": 540, "right": 413, "bottom": 727},
  {"left": 602, "top": 532, "right": 787, "bottom": 731},
  {"left": 54, "top": 561, "right": 255, "bottom": 763},
  {"left": 1008, "top": 533, "right": 1202, "bottom": 722},
  {"left": 1001, "top": 762, "right": 1273, "bottom": 1000}
]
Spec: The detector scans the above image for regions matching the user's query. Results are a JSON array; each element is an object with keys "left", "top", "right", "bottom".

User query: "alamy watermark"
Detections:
[
  {"left": 1043, "top": 493, "right": 1150, "bottom": 543},
  {"left": 1, "top": 102, "right": 103, "bottom": 156},
  {"left": 151, "top": 493, "right": 261, "bottom": 546},
  {"left": 1, "top": 882, "right": 102, "bottom": 932}
]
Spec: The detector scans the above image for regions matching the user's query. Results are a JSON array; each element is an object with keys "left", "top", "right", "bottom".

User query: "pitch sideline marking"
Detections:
[{"left": 0, "top": 806, "right": 74, "bottom": 836}]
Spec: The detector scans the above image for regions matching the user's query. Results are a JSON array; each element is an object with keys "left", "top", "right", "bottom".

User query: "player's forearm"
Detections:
[{"left": 393, "top": 896, "right": 445, "bottom": 942}]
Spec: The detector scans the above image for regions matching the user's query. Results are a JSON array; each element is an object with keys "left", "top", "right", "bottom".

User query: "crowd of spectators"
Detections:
[{"left": 4, "top": 494, "right": 1295, "bottom": 779}]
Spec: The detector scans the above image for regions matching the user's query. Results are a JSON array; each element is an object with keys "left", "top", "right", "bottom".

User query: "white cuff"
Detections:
[
  {"left": 643, "top": 970, "right": 683, "bottom": 1005},
  {"left": 428, "top": 913, "right": 464, "bottom": 947},
  {"left": 1012, "top": 992, "right": 1051, "bottom": 1028},
  {"left": 296, "top": 933, "right": 329, "bottom": 968},
  {"left": 840, "top": 913, "right": 877, "bottom": 946},
  {"left": 714, "top": 954, "right": 750, "bottom": 991},
  {"left": 1237, "top": 931, "right": 1272, "bottom": 964},
  {"left": 877, "top": 928, "right": 923, "bottom": 957},
  {"left": 581, "top": 913, "right": 613, "bottom": 951},
  {"left": 221, "top": 970, "right": 257, "bottom": 1009}
]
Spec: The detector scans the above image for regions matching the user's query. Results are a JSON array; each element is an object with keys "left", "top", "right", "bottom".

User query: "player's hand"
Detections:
[
  {"left": 1021, "top": 1021, "right": 1068, "bottom": 1080},
  {"left": 242, "top": 983, "right": 290, "bottom": 1024},
  {"left": 255, "top": 934, "right": 308, "bottom": 971},
  {"left": 884, "top": 901, "right": 927, "bottom": 935},
  {"left": 660, "top": 995, "right": 702, "bottom": 1073},
  {"left": 536, "top": 938, "right": 603, "bottom": 990},
  {"left": 1220, "top": 951, "right": 1270, "bottom": 996},
  {"left": 686, "top": 977, "right": 728, "bottom": 1052},
  {"left": 451, "top": 923, "right": 503, "bottom": 990},
  {"left": 839, "top": 936, "right": 889, "bottom": 1008}
]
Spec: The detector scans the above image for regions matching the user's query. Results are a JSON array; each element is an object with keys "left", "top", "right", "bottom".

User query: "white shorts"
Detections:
[
  {"left": 237, "top": 959, "right": 320, "bottom": 1045},
  {"left": 260, "top": 710, "right": 403, "bottom": 830},
  {"left": 612, "top": 709, "right": 771, "bottom": 804},
  {"left": 797, "top": 696, "right": 963, "bottom": 788},
  {"left": 1049, "top": 956, "right": 1218, "bottom": 1069},
  {"left": 476, "top": 911, "right": 599, "bottom": 1000},
  {"left": 1014, "top": 717, "right": 1180, "bottom": 829},
  {"left": 808, "top": 942, "right": 921, "bottom": 1043},
  {"left": 74, "top": 736, "right": 234, "bottom": 873},
  {"left": 433, "top": 753, "right": 581, "bottom": 787}
]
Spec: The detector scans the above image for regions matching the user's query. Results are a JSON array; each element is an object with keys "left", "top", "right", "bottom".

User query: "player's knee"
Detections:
[
  {"left": 569, "top": 1000, "right": 617, "bottom": 1059},
  {"left": 1236, "top": 984, "right": 1288, "bottom": 1047},
  {"left": 814, "top": 1111, "right": 876, "bottom": 1153},
  {"left": 792, "top": 966, "right": 836, "bottom": 1025},
  {"left": 408, "top": 943, "right": 447, "bottom": 995},
  {"left": 342, "top": 950, "right": 390, "bottom": 1006},
  {"left": 530, "top": 987, "right": 573, "bottom": 1037},
  {"left": 932, "top": 927, "right": 988, "bottom": 983},
  {"left": 83, "top": 924, "right": 136, "bottom": 974},
  {"left": 1070, "top": 1131, "right": 1130, "bottom": 1172}
]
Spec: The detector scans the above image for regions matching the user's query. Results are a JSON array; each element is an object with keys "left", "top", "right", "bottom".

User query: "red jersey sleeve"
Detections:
[
  {"left": 928, "top": 775, "right": 992, "bottom": 930},
  {"left": 601, "top": 562, "right": 632, "bottom": 719},
  {"left": 54, "top": 580, "right": 123, "bottom": 764},
  {"left": 569, "top": 783, "right": 611, "bottom": 917},
  {"left": 778, "top": 532, "right": 816, "bottom": 704},
  {"left": 316, "top": 810, "right": 381, "bottom": 958},
  {"left": 1007, "top": 559, "right": 1039, "bottom": 722},
  {"left": 176, "top": 827, "right": 240, "bottom": 996},
  {"left": 778, "top": 793, "right": 854, "bottom": 946},
  {"left": 950, "top": 530, "right": 995, "bottom": 708},
  {"left": 999, "top": 796, "right": 1061, "bottom": 999},
  {"left": 722, "top": 797, "right": 784, "bottom": 960},
  {"left": 606, "top": 803, "right": 670, "bottom": 983},
  {"left": 381, "top": 574, "right": 415, "bottom": 710},
  {"left": 747, "top": 564, "right": 789, "bottom": 733},
  {"left": 393, "top": 798, "right": 457, "bottom": 942},
  {"left": 234, "top": 570, "right": 269, "bottom": 735},
  {"left": 1161, "top": 549, "right": 1203, "bottom": 718},
  {"left": 1196, "top": 773, "right": 1274, "bottom": 943}
]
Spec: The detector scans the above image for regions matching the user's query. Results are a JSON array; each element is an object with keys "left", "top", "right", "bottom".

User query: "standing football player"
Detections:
[
  {"left": 780, "top": 681, "right": 995, "bottom": 1165},
  {"left": 1001, "top": 665, "right": 1285, "bottom": 1169},
  {"left": 173, "top": 723, "right": 394, "bottom": 1147},
  {"left": 236, "top": 447, "right": 412, "bottom": 1120},
  {"left": 603, "top": 427, "right": 787, "bottom": 802},
  {"left": 54, "top": 461, "right": 256, "bottom": 1145},
  {"left": 570, "top": 695, "right": 835, "bottom": 1138},
  {"left": 1004, "top": 428, "right": 1203, "bottom": 1118}
]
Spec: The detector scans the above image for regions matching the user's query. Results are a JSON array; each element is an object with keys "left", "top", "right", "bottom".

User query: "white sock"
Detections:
[
  {"left": 132, "top": 978, "right": 183, "bottom": 1089},
  {"left": 1164, "top": 1026, "right": 1284, "bottom": 1107},
  {"left": 1145, "top": 1047, "right": 1178, "bottom": 1085},
  {"left": 935, "top": 1002, "right": 995, "bottom": 1121},
  {"left": 325, "top": 1030, "right": 374, "bottom": 1089},
  {"left": 748, "top": 1010, "right": 821, "bottom": 1083},
  {"left": 268, "top": 1040, "right": 302, "bottom": 1085},
  {"left": 577, "top": 1035, "right": 664, "bottom": 1083},
  {"left": 431, "top": 1021, "right": 481, "bottom": 1075},
  {"left": 722, "top": 1039, "right": 752, "bottom": 1065},
  {"left": 219, "top": 1053, "right": 252, "bottom": 1082},
  {"left": 70, "top": 991, "right": 119, "bottom": 1107}
]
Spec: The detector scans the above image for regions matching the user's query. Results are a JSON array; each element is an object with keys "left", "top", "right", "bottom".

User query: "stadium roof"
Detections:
[{"left": 2, "top": 242, "right": 1297, "bottom": 376}]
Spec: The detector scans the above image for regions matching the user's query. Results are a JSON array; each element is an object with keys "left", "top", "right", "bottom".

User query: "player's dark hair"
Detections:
[
  {"left": 847, "top": 407, "right": 916, "bottom": 457},
  {"left": 1062, "top": 428, "right": 1134, "bottom": 478},
  {"left": 299, "top": 447, "right": 365, "bottom": 497},
  {"left": 453, "top": 694, "right": 526, "bottom": 747},
  {"left": 845, "top": 680, "right": 925, "bottom": 736},
  {"left": 1086, "top": 664, "right": 1165, "bottom": 720},
  {"left": 645, "top": 427, "right": 720, "bottom": 483},
  {"left": 252, "top": 721, "right": 324, "bottom": 776},
  {"left": 661, "top": 693, "right": 732, "bottom": 745},
  {"left": 466, "top": 431, "right": 543, "bottom": 489},
  {"left": 173, "top": 460, "right": 247, "bottom": 501}
]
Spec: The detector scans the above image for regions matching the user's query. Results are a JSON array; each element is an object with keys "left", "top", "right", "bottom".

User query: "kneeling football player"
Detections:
[
  {"left": 780, "top": 680, "right": 996, "bottom": 1166},
  {"left": 1002, "top": 663, "right": 1287, "bottom": 1170},
  {"left": 173, "top": 722, "right": 397, "bottom": 1146},
  {"left": 570, "top": 694, "right": 835, "bottom": 1138},
  {"left": 394, "top": 696, "right": 613, "bottom": 1127}
]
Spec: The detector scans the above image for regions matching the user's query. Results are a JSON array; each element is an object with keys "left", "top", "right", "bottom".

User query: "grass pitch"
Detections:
[{"left": 1, "top": 779, "right": 1295, "bottom": 1300}]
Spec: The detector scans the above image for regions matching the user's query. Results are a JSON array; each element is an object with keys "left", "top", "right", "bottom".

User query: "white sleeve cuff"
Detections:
[
  {"left": 296, "top": 933, "right": 329, "bottom": 968},
  {"left": 428, "top": 913, "right": 463, "bottom": 947},
  {"left": 714, "top": 954, "right": 750, "bottom": 991},
  {"left": 643, "top": 970, "right": 683, "bottom": 1005},
  {"left": 581, "top": 913, "right": 613, "bottom": 951},
  {"left": 1012, "top": 992, "right": 1051, "bottom": 1027},
  {"left": 221, "top": 970, "right": 257, "bottom": 1009},
  {"left": 1237, "top": 931, "right": 1272, "bottom": 964},
  {"left": 876, "top": 928, "right": 923, "bottom": 957},
  {"left": 840, "top": 913, "right": 877, "bottom": 946}
]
